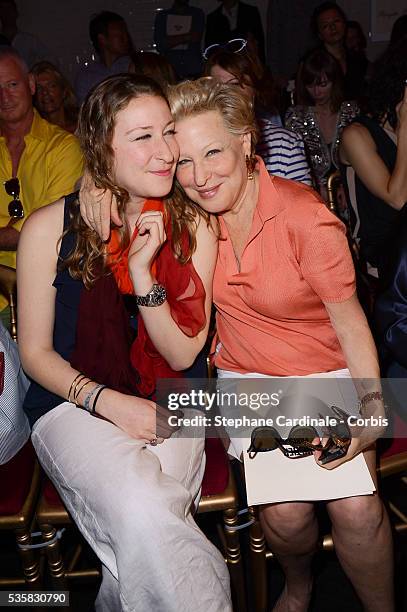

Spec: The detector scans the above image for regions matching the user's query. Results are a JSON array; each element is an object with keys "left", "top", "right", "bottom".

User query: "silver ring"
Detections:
[{"left": 149, "top": 438, "right": 158, "bottom": 446}]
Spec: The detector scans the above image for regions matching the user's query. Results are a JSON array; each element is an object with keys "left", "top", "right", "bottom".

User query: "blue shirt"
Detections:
[{"left": 75, "top": 55, "right": 131, "bottom": 103}]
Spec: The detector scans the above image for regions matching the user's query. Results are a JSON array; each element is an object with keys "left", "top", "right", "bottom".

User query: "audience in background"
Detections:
[
  {"left": 31, "top": 61, "right": 79, "bottom": 133},
  {"left": 154, "top": 0, "right": 204, "bottom": 79},
  {"left": 340, "top": 36, "right": 407, "bottom": 281},
  {"left": 311, "top": 2, "right": 367, "bottom": 101},
  {"left": 74, "top": 11, "right": 132, "bottom": 103},
  {"left": 205, "top": 0, "right": 265, "bottom": 64},
  {"left": 286, "top": 48, "right": 358, "bottom": 200},
  {"left": 0, "top": 48, "right": 83, "bottom": 323},
  {"left": 205, "top": 46, "right": 312, "bottom": 184},
  {"left": 0, "top": 0, "right": 53, "bottom": 68},
  {"left": 130, "top": 51, "right": 176, "bottom": 90}
]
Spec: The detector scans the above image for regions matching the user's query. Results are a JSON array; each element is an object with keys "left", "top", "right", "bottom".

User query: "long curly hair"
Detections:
[
  {"left": 63, "top": 74, "right": 202, "bottom": 287},
  {"left": 365, "top": 36, "right": 407, "bottom": 128}
]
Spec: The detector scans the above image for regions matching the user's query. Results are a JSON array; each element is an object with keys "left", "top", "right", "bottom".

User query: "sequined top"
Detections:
[{"left": 285, "top": 101, "right": 359, "bottom": 188}]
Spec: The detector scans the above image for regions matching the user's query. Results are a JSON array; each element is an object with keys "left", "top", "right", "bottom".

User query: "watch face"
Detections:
[{"left": 136, "top": 284, "right": 167, "bottom": 307}]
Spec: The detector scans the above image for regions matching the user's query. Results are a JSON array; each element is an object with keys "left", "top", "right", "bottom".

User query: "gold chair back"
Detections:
[{"left": 0, "top": 264, "right": 17, "bottom": 341}]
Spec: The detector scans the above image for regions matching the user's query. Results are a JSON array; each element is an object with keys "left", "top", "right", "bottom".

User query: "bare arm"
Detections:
[
  {"left": 339, "top": 86, "right": 407, "bottom": 209},
  {"left": 0, "top": 225, "right": 19, "bottom": 250},
  {"left": 320, "top": 294, "right": 386, "bottom": 468},
  {"left": 17, "top": 204, "right": 175, "bottom": 442},
  {"left": 129, "top": 212, "right": 217, "bottom": 370}
]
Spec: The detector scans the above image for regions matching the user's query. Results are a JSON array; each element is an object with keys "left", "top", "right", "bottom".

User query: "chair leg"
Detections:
[
  {"left": 15, "top": 527, "right": 41, "bottom": 587},
  {"left": 223, "top": 507, "right": 247, "bottom": 612},
  {"left": 248, "top": 506, "right": 268, "bottom": 612},
  {"left": 39, "top": 523, "right": 68, "bottom": 590}
]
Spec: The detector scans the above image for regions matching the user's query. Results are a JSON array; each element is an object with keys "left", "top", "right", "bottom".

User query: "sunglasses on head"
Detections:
[
  {"left": 247, "top": 406, "right": 351, "bottom": 465},
  {"left": 203, "top": 38, "right": 247, "bottom": 61},
  {"left": 4, "top": 178, "right": 24, "bottom": 219}
]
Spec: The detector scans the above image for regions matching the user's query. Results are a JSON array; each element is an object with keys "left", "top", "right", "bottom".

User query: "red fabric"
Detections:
[
  {"left": 108, "top": 199, "right": 206, "bottom": 397},
  {"left": 43, "top": 478, "right": 63, "bottom": 507},
  {"left": 0, "top": 440, "right": 35, "bottom": 515},
  {"left": 201, "top": 438, "right": 229, "bottom": 496}
]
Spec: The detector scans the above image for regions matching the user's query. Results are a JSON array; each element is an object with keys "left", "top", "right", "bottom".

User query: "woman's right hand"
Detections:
[
  {"left": 96, "top": 388, "right": 180, "bottom": 443},
  {"left": 79, "top": 169, "right": 122, "bottom": 241}
]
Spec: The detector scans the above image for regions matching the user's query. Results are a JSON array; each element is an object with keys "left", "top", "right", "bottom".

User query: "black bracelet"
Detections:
[{"left": 91, "top": 385, "right": 107, "bottom": 415}]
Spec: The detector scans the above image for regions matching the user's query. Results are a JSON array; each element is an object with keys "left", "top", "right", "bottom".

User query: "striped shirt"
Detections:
[
  {"left": 256, "top": 118, "right": 312, "bottom": 186},
  {"left": 0, "top": 323, "right": 30, "bottom": 464}
]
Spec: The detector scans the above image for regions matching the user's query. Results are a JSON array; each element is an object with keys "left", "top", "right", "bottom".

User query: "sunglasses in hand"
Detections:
[
  {"left": 247, "top": 406, "right": 351, "bottom": 465},
  {"left": 4, "top": 177, "right": 24, "bottom": 219}
]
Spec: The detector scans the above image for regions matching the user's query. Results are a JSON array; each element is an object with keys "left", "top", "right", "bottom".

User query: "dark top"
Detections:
[
  {"left": 154, "top": 5, "right": 205, "bottom": 78},
  {"left": 341, "top": 115, "right": 403, "bottom": 277},
  {"left": 204, "top": 1, "right": 265, "bottom": 63},
  {"left": 23, "top": 194, "right": 83, "bottom": 426},
  {"left": 343, "top": 50, "right": 368, "bottom": 101},
  {"left": 375, "top": 217, "right": 407, "bottom": 376}
]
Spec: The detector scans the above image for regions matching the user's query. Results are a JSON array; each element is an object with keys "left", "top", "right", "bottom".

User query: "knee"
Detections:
[
  {"left": 261, "top": 503, "right": 315, "bottom": 543},
  {"left": 328, "top": 495, "right": 385, "bottom": 536}
]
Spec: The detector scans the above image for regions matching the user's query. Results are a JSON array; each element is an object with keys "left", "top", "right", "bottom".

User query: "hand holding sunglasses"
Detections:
[{"left": 247, "top": 405, "right": 351, "bottom": 465}]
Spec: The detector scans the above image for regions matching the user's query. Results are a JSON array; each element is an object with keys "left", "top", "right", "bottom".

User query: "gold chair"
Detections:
[
  {"left": 326, "top": 170, "right": 342, "bottom": 216},
  {"left": 0, "top": 263, "right": 18, "bottom": 341}
]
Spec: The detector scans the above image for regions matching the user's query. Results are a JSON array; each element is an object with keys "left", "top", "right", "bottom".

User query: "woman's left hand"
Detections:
[
  {"left": 128, "top": 211, "right": 167, "bottom": 291},
  {"left": 313, "top": 399, "right": 388, "bottom": 469}
]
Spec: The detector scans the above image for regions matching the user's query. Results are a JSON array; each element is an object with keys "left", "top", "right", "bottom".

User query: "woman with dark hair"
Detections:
[
  {"left": 286, "top": 48, "right": 358, "bottom": 200},
  {"left": 311, "top": 1, "right": 368, "bottom": 100},
  {"left": 204, "top": 45, "right": 312, "bottom": 184},
  {"left": 17, "top": 73, "right": 231, "bottom": 611},
  {"left": 31, "top": 61, "right": 79, "bottom": 133},
  {"left": 340, "top": 36, "right": 407, "bottom": 280},
  {"left": 129, "top": 50, "right": 177, "bottom": 90}
]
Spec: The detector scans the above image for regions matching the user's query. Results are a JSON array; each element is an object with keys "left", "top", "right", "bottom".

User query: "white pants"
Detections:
[{"left": 32, "top": 402, "right": 232, "bottom": 612}]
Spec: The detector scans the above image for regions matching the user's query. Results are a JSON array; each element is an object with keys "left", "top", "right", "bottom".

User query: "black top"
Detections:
[
  {"left": 204, "top": 1, "right": 265, "bottom": 63},
  {"left": 23, "top": 194, "right": 83, "bottom": 426},
  {"left": 341, "top": 115, "right": 403, "bottom": 277}
]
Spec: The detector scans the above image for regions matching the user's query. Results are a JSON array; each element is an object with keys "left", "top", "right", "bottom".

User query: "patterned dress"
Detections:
[{"left": 285, "top": 101, "right": 358, "bottom": 195}]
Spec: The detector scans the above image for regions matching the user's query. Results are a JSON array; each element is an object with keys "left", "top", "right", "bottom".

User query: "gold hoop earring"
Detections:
[{"left": 245, "top": 154, "right": 255, "bottom": 180}]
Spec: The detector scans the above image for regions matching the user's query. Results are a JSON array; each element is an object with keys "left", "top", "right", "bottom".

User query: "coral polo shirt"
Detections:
[{"left": 213, "top": 159, "right": 356, "bottom": 376}]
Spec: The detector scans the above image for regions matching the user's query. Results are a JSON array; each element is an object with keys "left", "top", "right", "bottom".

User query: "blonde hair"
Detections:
[{"left": 168, "top": 77, "right": 258, "bottom": 157}]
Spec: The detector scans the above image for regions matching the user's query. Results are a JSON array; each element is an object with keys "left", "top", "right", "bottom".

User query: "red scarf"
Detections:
[{"left": 107, "top": 199, "right": 206, "bottom": 397}]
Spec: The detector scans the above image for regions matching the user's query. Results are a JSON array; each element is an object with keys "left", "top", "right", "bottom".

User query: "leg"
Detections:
[
  {"left": 260, "top": 501, "right": 317, "bottom": 612},
  {"left": 326, "top": 449, "right": 394, "bottom": 612},
  {"left": 32, "top": 403, "right": 232, "bottom": 612}
]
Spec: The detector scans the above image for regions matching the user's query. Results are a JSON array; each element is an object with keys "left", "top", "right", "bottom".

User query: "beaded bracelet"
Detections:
[
  {"left": 91, "top": 385, "right": 107, "bottom": 415},
  {"left": 358, "top": 391, "right": 383, "bottom": 409}
]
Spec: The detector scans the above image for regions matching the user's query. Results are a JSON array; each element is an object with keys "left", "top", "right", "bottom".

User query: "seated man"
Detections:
[{"left": 0, "top": 47, "right": 83, "bottom": 321}]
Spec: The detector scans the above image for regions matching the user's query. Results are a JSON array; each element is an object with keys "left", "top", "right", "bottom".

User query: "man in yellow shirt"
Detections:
[{"left": 0, "top": 47, "right": 83, "bottom": 313}]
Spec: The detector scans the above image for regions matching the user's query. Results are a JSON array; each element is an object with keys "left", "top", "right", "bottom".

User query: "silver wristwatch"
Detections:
[{"left": 135, "top": 283, "right": 167, "bottom": 307}]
